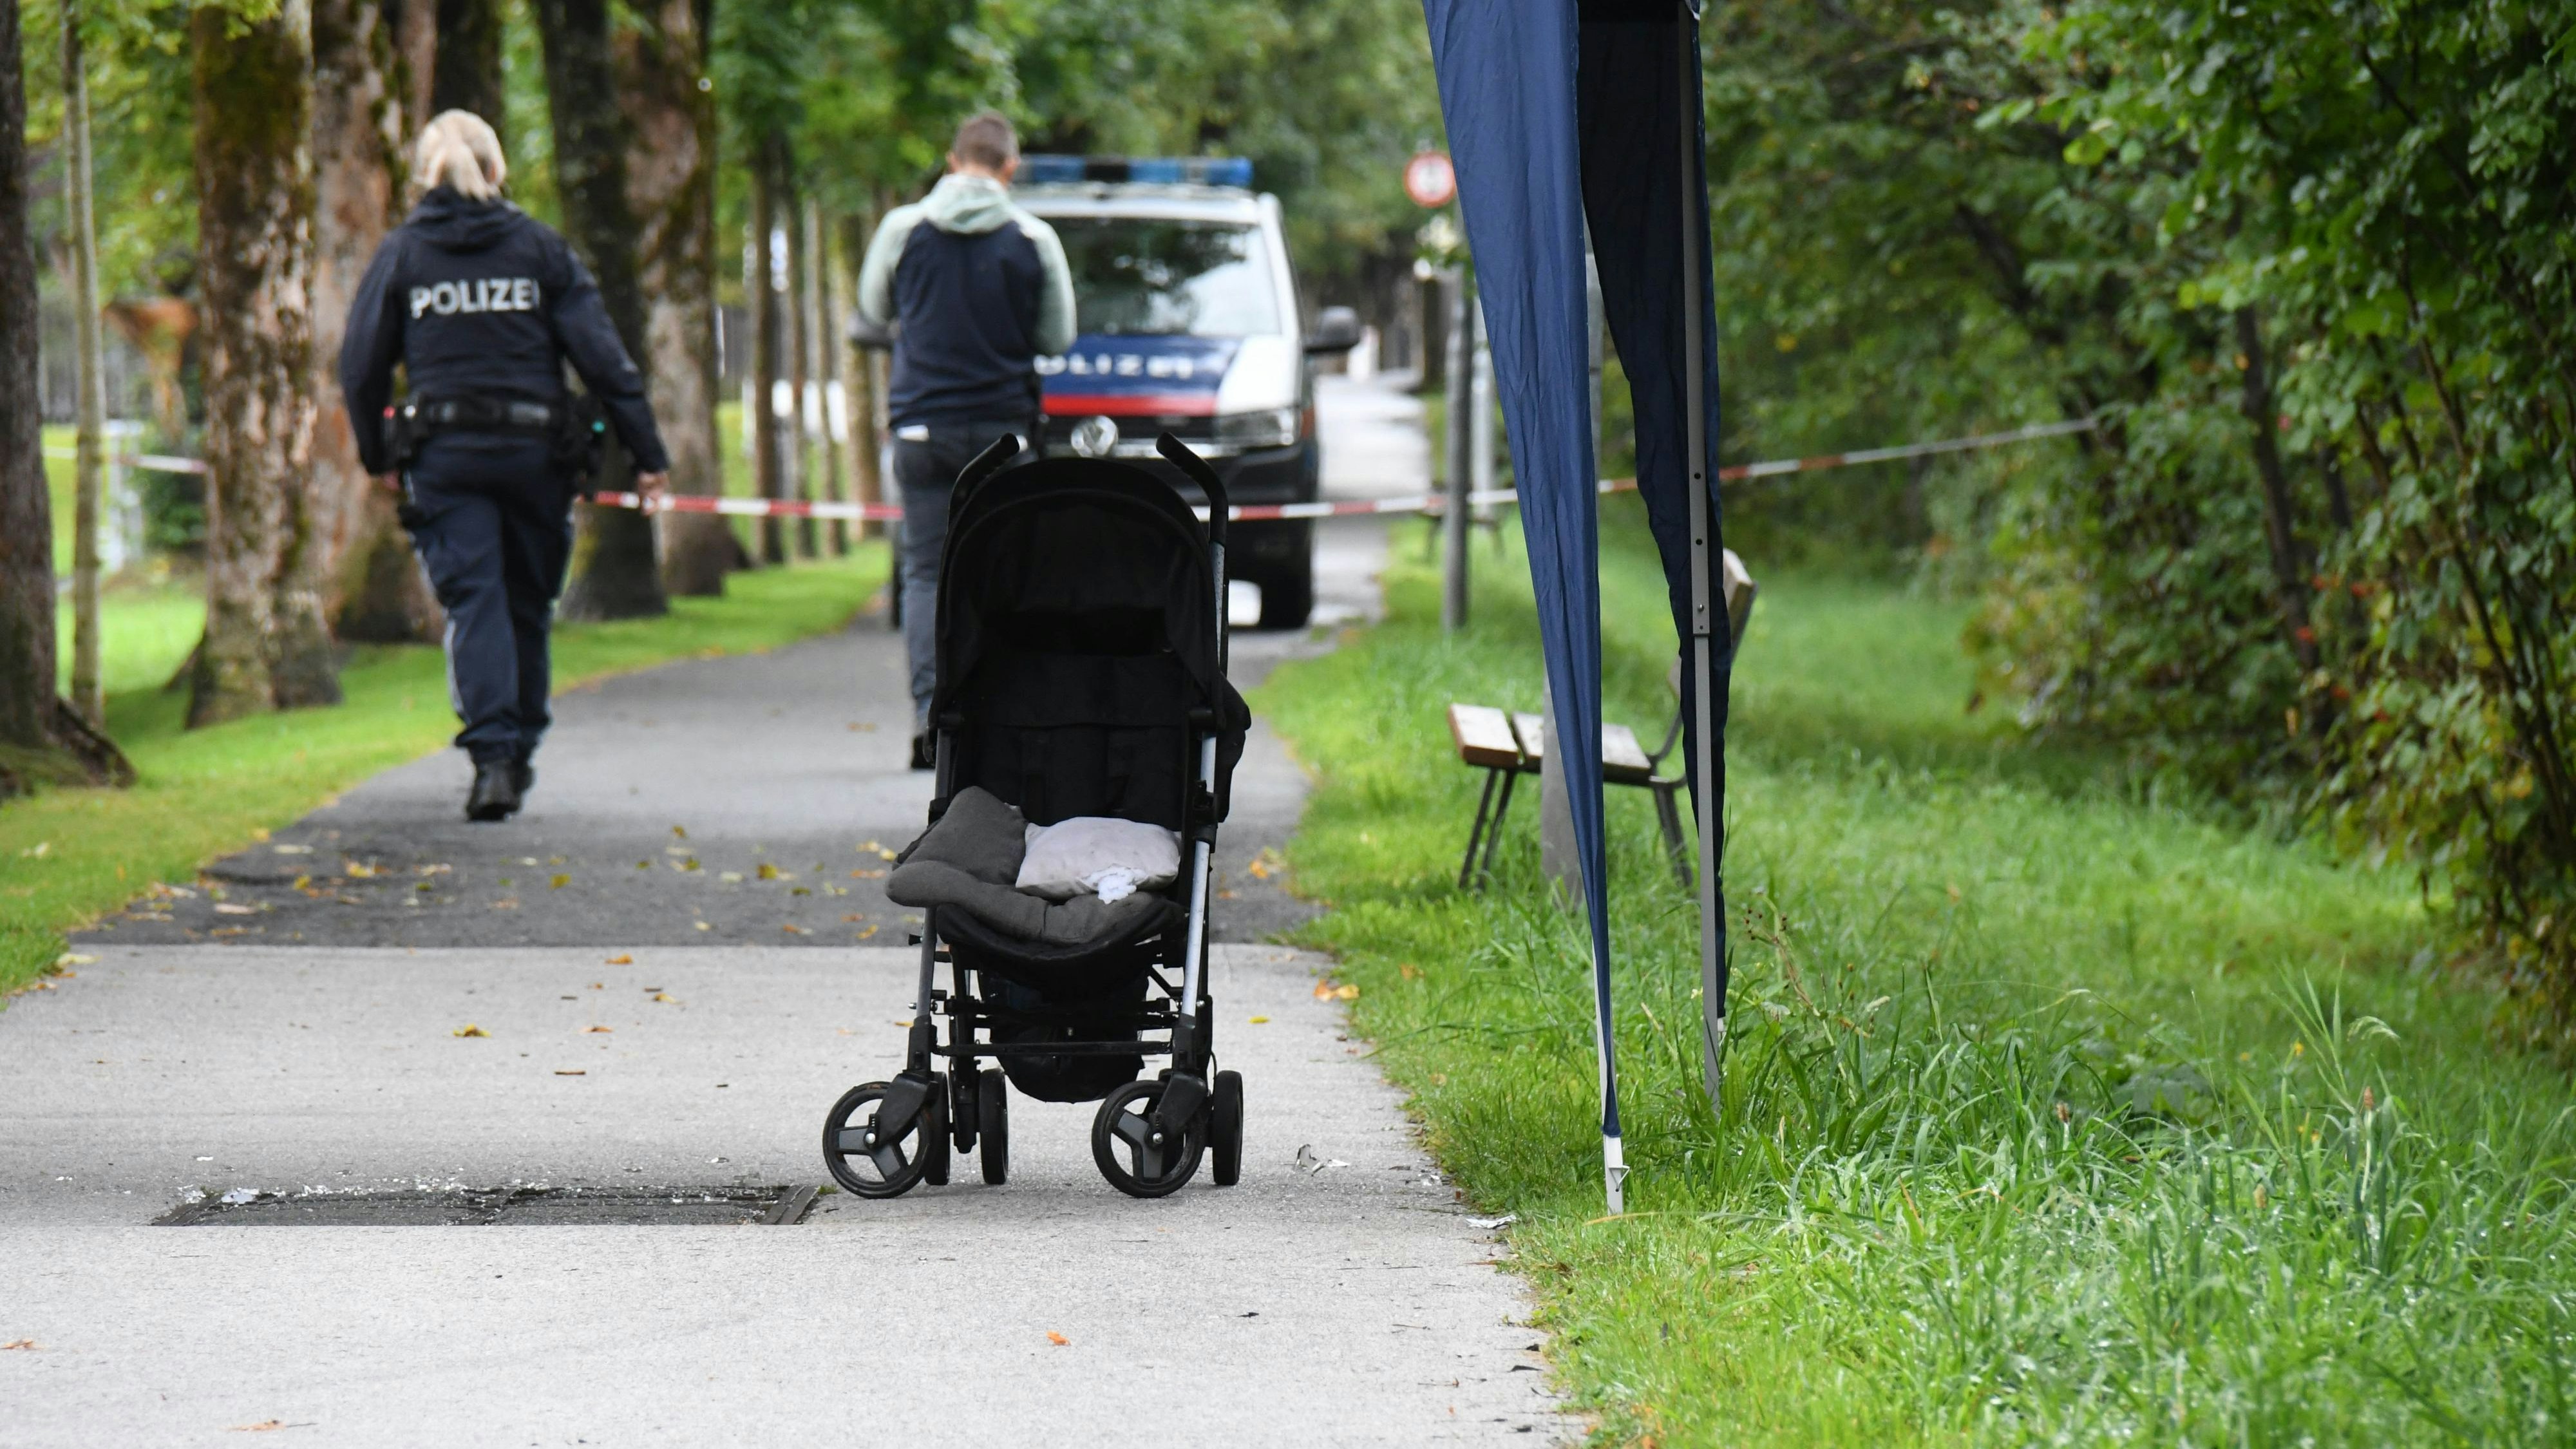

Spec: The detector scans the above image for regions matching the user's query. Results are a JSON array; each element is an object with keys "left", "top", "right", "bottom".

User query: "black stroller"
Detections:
[{"left": 822, "top": 435, "right": 1253, "bottom": 1199}]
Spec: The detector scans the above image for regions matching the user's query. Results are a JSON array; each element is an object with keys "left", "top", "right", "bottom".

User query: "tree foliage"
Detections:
[{"left": 1701, "top": 0, "right": 2576, "bottom": 1007}]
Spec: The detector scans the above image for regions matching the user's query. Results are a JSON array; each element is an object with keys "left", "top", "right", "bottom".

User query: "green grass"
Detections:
[
  {"left": 1255, "top": 497, "right": 2576, "bottom": 1444},
  {"left": 2, "top": 545, "right": 887, "bottom": 998}
]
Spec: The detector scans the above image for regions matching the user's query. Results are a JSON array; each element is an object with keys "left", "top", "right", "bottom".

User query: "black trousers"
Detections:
[{"left": 403, "top": 435, "right": 574, "bottom": 766}]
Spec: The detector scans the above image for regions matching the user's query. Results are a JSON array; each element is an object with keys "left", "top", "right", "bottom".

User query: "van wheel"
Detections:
[{"left": 1256, "top": 560, "right": 1312, "bottom": 630}]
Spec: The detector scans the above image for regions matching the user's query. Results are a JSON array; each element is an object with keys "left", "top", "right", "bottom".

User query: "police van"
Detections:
[{"left": 1015, "top": 155, "right": 1359, "bottom": 629}]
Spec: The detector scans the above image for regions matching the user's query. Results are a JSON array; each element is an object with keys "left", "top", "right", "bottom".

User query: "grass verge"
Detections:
[
  {"left": 2, "top": 545, "right": 887, "bottom": 999},
  {"left": 1256, "top": 498, "right": 2575, "bottom": 1444}
]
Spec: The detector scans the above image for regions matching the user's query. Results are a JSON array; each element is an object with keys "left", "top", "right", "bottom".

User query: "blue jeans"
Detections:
[{"left": 894, "top": 418, "right": 1035, "bottom": 731}]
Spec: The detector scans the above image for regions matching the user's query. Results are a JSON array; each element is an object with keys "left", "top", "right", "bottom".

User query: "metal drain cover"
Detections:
[{"left": 157, "top": 1183, "right": 819, "bottom": 1226}]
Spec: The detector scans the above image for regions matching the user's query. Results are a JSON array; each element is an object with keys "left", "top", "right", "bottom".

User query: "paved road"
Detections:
[{"left": 3, "top": 375, "right": 1562, "bottom": 1445}]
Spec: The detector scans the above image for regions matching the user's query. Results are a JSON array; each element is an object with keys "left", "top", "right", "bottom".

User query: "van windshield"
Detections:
[{"left": 1050, "top": 218, "right": 1280, "bottom": 338}]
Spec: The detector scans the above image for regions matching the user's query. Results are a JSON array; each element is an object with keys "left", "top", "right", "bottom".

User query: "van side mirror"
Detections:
[{"left": 1303, "top": 306, "right": 1361, "bottom": 355}]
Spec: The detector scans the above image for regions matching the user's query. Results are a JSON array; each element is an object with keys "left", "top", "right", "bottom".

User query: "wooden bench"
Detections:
[
  {"left": 1446, "top": 703, "right": 1689, "bottom": 890},
  {"left": 1444, "top": 549, "right": 1756, "bottom": 893}
]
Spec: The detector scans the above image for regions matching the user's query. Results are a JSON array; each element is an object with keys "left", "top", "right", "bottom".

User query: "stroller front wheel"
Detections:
[
  {"left": 1091, "top": 1078, "right": 1207, "bottom": 1198},
  {"left": 822, "top": 1079, "right": 940, "bottom": 1198}
]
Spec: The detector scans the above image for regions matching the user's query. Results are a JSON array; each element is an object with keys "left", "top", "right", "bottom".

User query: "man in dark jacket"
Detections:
[
  {"left": 340, "top": 110, "right": 670, "bottom": 820},
  {"left": 857, "top": 110, "right": 1075, "bottom": 768}
]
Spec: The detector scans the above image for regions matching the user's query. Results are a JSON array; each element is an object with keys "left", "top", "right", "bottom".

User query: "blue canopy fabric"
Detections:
[{"left": 1420, "top": 0, "right": 1728, "bottom": 1211}]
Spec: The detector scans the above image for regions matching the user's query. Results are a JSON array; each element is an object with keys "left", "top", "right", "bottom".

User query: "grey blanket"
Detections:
[{"left": 886, "top": 787, "right": 1167, "bottom": 946}]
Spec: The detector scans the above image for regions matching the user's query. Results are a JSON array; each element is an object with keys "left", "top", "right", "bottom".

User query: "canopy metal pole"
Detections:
[
  {"left": 1676, "top": 2, "right": 1725, "bottom": 1113},
  {"left": 1441, "top": 267, "right": 1475, "bottom": 632}
]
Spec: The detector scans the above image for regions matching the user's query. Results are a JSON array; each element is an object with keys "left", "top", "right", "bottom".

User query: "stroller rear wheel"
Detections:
[
  {"left": 822, "top": 1079, "right": 940, "bottom": 1198},
  {"left": 979, "top": 1067, "right": 1010, "bottom": 1185},
  {"left": 1209, "top": 1070, "right": 1244, "bottom": 1187},
  {"left": 1091, "top": 1078, "right": 1206, "bottom": 1198}
]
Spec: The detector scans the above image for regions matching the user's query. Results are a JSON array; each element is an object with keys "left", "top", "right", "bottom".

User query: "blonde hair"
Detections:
[{"left": 413, "top": 110, "right": 506, "bottom": 202}]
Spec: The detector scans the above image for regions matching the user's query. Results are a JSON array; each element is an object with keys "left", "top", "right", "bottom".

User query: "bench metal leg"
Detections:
[
  {"left": 1477, "top": 769, "right": 1520, "bottom": 889},
  {"left": 1459, "top": 768, "right": 1504, "bottom": 891},
  {"left": 1652, "top": 782, "right": 1691, "bottom": 891}
]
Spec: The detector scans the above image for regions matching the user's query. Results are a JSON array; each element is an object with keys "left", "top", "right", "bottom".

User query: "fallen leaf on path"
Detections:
[
  {"left": 1334, "top": 984, "right": 1361, "bottom": 1001},
  {"left": 719, "top": 872, "right": 745, "bottom": 884},
  {"left": 554, "top": 1070, "right": 586, "bottom": 1076},
  {"left": 452, "top": 1025, "right": 489, "bottom": 1038},
  {"left": 854, "top": 925, "right": 879, "bottom": 940},
  {"left": 1247, "top": 1016, "right": 1269, "bottom": 1024},
  {"left": 876, "top": 848, "right": 898, "bottom": 861},
  {"left": 587, "top": 1026, "right": 613, "bottom": 1034},
  {"left": 672, "top": 826, "right": 688, "bottom": 839},
  {"left": 1313, "top": 982, "right": 1333, "bottom": 1000},
  {"left": 841, "top": 914, "right": 867, "bottom": 923},
  {"left": 345, "top": 862, "right": 377, "bottom": 878},
  {"left": 755, "top": 863, "right": 786, "bottom": 881},
  {"left": 604, "top": 953, "right": 633, "bottom": 965},
  {"left": 214, "top": 904, "right": 256, "bottom": 916},
  {"left": 782, "top": 923, "right": 810, "bottom": 935},
  {"left": 1046, "top": 1332, "right": 1069, "bottom": 1346},
  {"left": 589, "top": 982, "right": 603, "bottom": 989},
  {"left": 1, "top": 1340, "right": 35, "bottom": 1350},
  {"left": 652, "top": 993, "right": 678, "bottom": 1003},
  {"left": 55, "top": 952, "right": 95, "bottom": 967},
  {"left": 271, "top": 844, "right": 311, "bottom": 855},
  {"left": 694, "top": 922, "right": 712, "bottom": 932},
  {"left": 549, "top": 875, "right": 571, "bottom": 889},
  {"left": 227, "top": 1422, "right": 284, "bottom": 1433},
  {"left": 849, "top": 868, "right": 886, "bottom": 879}
]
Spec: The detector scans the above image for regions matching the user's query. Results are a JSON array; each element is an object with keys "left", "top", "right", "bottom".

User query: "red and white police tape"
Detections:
[
  {"left": 591, "top": 417, "right": 2095, "bottom": 524},
  {"left": 52, "top": 415, "right": 2093, "bottom": 523}
]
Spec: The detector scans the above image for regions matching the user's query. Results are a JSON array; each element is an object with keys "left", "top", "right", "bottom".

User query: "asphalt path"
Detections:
[{"left": 2, "top": 375, "right": 1566, "bottom": 1444}]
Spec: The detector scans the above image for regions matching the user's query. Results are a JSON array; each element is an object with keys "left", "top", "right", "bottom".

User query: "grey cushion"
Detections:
[
  {"left": 887, "top": 786, "right": 1166, "bottom": 946},
  {"left": 893, "top": 786, "right": 1025, "bottom": 886}
]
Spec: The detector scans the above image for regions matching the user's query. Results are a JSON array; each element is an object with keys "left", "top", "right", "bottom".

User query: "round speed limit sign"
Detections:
[{"left": 1404, "top": 150, "right": 1456, "bottom": 209}]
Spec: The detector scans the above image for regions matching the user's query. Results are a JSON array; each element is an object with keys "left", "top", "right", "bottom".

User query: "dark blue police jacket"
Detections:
[{"left": 337, "top": 187, "right": 670, "bottom": 478}]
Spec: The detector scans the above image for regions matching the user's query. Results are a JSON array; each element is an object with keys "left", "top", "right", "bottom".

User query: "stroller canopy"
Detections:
[{"left": 933, "top": 459, "right": 1251, "bottom": 829}]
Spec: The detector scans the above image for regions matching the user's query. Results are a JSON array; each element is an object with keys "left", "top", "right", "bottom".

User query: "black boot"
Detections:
[
  {"left": 511, "top": 758, "right": 535, "bottom": 800},
  {"left": 909, "top": 732, "right": 936, "bottom": 771},
  {"left": 466, "top": 760, "right": 524, "bottom": 822}
]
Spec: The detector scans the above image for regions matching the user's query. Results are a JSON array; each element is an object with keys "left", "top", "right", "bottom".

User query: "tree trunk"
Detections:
[
  {"left": 2234, "top": 307, "right": 2317, "bottom": 675},
  {"left": 836, "top": 210, "right": 882, "bottom": 540},
  {"left": 0, "top": 0, "right": 57, "bottom": 758},
  {"left": 617, "top": 0, "right": 727, "bottom": 598},
  {"left": 315, "top": 0, "right": 442, "bottom": 645},
  {"left": 189, "top": 0, "right": 341, "bottom": 728},
  {"left": 61, "top": 0, "right": 106, "bottom": 727},
  {"left": 804, "top": 196, "right": 848, "bottom": 556},
  {"left": 750, "top": 146, "right": 787, "bottom": 565},
  {"left": 788, "top": 180, "right": 817, "bottom": 560},
  {"left": 431, "top": 0, "right": 505, "bottom": 138},
  {"left": 535, "top": 0, "right": 668, "bottom": 621},
  {"left": 389, "top": 0, "right": 437, "bottom": 138}
]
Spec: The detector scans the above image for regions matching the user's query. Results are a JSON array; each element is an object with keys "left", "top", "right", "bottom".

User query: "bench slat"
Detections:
[
  {"left": 1506, "top": 712, "right": 1660, "bottom": 785},
  {"left": 1447, "top": 703, "right": 1524, "bottom": 770}
]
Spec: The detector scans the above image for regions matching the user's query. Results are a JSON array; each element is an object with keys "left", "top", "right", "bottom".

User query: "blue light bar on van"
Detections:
[{"left": 1018, "top": 155, "right": 1254, "bottom": 189}]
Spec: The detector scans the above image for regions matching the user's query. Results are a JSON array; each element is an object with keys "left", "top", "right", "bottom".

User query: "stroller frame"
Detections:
[{"left": 824, "top": 434, "right": 1246, "bottom": 1200}]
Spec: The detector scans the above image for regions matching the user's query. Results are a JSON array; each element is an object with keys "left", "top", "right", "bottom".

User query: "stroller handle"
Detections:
[
  {"left": 954, "top": 432, "right": 1024, "bottom": 504},
  {"left": 1153, "top": 433, "right": 1230, "bottom": 549}
]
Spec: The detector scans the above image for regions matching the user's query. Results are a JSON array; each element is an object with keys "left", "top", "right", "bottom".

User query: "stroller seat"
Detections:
[{"left": 824, "top": 435, "right": 1253, "bottom": 1200}]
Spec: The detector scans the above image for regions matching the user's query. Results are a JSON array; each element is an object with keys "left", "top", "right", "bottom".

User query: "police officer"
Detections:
[{"left": 339, "top": 111, "right": 670, "bottom": 822}]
